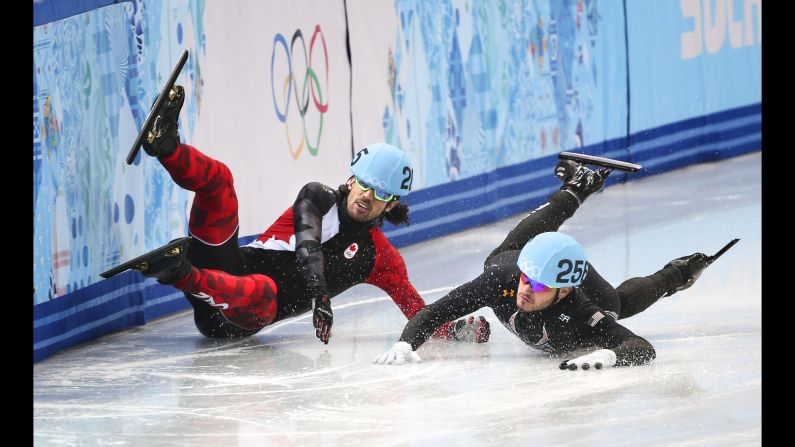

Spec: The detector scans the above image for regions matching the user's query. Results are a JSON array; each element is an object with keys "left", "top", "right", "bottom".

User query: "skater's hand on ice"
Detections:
[
  {"left": 560, "top": 349, "right": 617, "bottom": 371},
  {"left": 312, "top": 295, "right": 333, "bottom": 344},
  {"left": 373, "top": 342, "right": 422, "bottom": 365}
]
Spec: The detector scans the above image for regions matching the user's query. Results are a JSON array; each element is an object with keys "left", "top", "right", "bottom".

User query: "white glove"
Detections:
[
  {"left": 373, "top": 341, "right": 422, "bottom": 365},
  {"left": 559, "top": 349, "right": 617, "bottom": 371}
]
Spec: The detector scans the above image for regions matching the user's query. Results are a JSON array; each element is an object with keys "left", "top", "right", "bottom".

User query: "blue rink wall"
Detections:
[{"left": 33, "top": 0, "right": 761, "bottom": 362}]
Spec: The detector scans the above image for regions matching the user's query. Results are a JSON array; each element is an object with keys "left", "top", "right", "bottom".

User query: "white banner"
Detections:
[
  {"left": 194, "top": 0, "right": 352, "bottom": 237},
  {"left": 347, "top": 0, "right": 418, "bottom": 187}
]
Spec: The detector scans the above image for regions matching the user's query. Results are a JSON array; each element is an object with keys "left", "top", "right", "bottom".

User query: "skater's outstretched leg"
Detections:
[
  {"left": 138, "top": 237, "right": 279, "bottom": 333},
  {"left": 615, "top": 252, "right": 708, "bottom": 319},
  {"left": 142, "top": 84, "right": 239, "bottom": 246},
  {"left": 484, "top": 161, "right": 612, "bottom": 266},
  {"left": 140, "top": 87, "right": 275, "bottom": 336}
]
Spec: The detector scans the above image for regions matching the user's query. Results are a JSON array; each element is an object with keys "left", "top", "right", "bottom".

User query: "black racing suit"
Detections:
[{"left": 396, "top": 190, "right": 685, "bottom": 365}]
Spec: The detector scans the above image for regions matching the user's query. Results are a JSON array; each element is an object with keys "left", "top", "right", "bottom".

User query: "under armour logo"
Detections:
[
  {"left": 502, "top": 289, "right": 515, "bottom": 298},
  {"left": 559, "top": 313, "right": 571, "bottom": 323}
]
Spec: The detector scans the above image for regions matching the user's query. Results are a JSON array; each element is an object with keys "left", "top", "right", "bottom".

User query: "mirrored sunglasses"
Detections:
[{"left": 519, "top": 273, "right": 553, "bottom": 293}]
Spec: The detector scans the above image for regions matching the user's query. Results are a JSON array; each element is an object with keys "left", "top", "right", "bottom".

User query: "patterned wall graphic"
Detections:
[
  {"left": 33, "top": 0, "right": 206, "bottom": 305},
  {"left": 378, "top": 0, "right": 627, "bottom": 188}
]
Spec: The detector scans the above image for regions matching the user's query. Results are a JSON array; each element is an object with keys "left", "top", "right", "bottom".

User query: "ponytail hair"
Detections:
[{"left": 384, "top": 201, "right": 410, "bottom": 226}]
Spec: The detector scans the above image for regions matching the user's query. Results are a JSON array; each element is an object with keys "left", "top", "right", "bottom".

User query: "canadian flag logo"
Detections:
[{"left": 344, "top": 243, "right": 359, "bottom": 259}]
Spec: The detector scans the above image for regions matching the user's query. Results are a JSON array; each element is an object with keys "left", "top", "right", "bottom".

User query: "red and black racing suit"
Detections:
[{"left": 159, "top": 143, "right": 454, "bottom": 339}]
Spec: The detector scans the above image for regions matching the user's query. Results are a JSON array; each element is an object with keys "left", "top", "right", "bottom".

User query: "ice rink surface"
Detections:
[{"left": 34, "top": 153, "right": 761, "bottom": 446}]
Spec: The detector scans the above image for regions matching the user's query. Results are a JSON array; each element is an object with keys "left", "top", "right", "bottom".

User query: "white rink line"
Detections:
[{"left": 259, "top": 285, "right": 456, "bottom": 334}]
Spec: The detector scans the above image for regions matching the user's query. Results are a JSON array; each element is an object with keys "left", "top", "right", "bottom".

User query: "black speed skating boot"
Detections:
[
  {"left": 555, "top": 159, "right": 612, "bottom": 204},
  {"left": 664, "top": 252, "right": 709, "bottom": 294},
  {"left": 142, "top": 85, "right": 185, "bottom": 158},
  {"left": 133, "top": 238, "right": 193, "bottom": 285}
]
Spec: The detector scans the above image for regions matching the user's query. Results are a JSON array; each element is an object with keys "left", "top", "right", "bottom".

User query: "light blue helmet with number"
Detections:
[
  {"left": 517, "top": 232, "right": 589, "bottom": 287},
  {"left": 350, "top": 143, "right": 414, "bottom": 196}
]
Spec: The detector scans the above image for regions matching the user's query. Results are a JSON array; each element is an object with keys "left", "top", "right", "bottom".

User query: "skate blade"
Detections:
[
  {"left": 100, "top": 237, "right": 192, "bottom": 279},
  {"left": 126, "top": 50, "right": 189, "bottom": 165},
  {"left": 558, "top": 151, "right": 642, "bottom": 173}
]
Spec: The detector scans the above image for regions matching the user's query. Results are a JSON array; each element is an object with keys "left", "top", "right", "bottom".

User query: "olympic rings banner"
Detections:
[{"left": 194, "top": 0, "right": 351, "bottom": 236}]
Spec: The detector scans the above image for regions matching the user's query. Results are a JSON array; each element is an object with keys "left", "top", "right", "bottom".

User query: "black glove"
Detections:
[
  {"left": 312, "top": 295, "right": 333, "bottom": 344},
  {"left": 448, "top": 316, "right": 491, "bottom": 343},
  {"left": 665, "top": 252, "right": 709, "bottom": 293}
]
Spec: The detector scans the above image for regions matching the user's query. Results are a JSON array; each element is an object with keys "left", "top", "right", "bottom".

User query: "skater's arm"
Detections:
[
  {"left": 559, "top": 311, "right": 655, "bottom": 371},
  {"left": 365, "top": 230, "right": 426, "bottom": 318},
  {"left": 365, "top": 230, "right": 460, "bottom": 339},
  {"left": 293, "top": 183, "right": 338, "bottom": 297},
  {"left": 572, "top": 307, "right": 656, "bottom": 367},
  {"left": 611, "top": 334, "right": 656, "bottom": 366},
  {"left": 398, "top": 273, "right": 495, "bottom": 350}
]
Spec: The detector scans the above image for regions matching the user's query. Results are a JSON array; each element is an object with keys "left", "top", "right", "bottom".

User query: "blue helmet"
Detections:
[
  {"left": 350, "top": 143, "right": 414, "bottom": 197},
  {"left": 517, "top": 232, "right": 589, "bottom": 287}
]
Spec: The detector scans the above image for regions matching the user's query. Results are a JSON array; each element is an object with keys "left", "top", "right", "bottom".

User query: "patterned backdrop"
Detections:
[
  {"left": 356, "top": 0, "right": 628, "bottom": 189},
  {"left": 33, "top": 0, "right": 206, "bottom": 304}
]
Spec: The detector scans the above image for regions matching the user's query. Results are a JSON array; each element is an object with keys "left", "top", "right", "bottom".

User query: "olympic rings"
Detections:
[
  {"left": 518, "top": 259, "right": 543, "bottom": 279},
  {"left": 271, "top": 24, "right": 329, "bottom": 159},
  {"left": 356, "top": 173, "right": 388, "bottom": 190}
]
